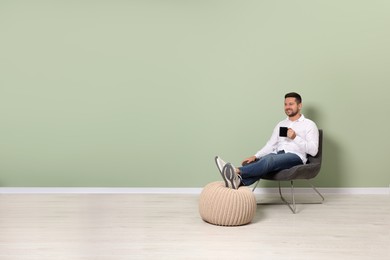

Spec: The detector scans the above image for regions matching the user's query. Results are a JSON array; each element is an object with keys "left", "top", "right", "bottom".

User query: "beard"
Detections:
[{"left": 285, "top": 109, "right": 299, "bottom": 117}]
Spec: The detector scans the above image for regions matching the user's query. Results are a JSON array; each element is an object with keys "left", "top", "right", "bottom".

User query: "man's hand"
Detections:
[
  {"left": 287, "top": 128, "right": 296, "bottom": 139},
  {"left": 242, "top": 156, "right": 257, "bottom": 165}
]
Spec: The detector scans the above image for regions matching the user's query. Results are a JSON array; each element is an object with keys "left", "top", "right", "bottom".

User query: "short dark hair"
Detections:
[{"left": 285, "top": 92, "right": 302, "bottom": 104}]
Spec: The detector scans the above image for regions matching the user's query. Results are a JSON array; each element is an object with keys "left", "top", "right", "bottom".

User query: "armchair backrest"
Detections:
[{"left": 307, "top": 129, "right": 323, "bottom": 166}]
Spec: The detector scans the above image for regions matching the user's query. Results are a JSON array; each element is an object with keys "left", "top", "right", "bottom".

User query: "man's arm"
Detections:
[{"left": 293, "top": 124, "right": 319, "bottom": 157}]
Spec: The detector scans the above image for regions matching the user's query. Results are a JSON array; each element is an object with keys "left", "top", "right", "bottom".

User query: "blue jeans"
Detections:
[{"left": 239, "top": 151, "right": 303, "bottom": 186}]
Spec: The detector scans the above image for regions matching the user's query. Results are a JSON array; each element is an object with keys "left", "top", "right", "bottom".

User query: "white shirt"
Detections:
[{"left": 254, "top": 114, "right": 319, "bottom": 164}]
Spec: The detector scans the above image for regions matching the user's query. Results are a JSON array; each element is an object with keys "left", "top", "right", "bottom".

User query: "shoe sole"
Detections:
[
  {"left": 215, "top": 156, "right": 228, "bottom": 188},
  {"left": 222, "top": 163, "right": 238, "bottom": 189}
]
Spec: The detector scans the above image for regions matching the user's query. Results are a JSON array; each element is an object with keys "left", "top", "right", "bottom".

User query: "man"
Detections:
[{"left": 215, "top": 92, "right": 319, "bottom": 189}]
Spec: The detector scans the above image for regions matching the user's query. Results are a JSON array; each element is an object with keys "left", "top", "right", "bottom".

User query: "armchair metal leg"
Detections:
[
  {"left": 278, "top": 180, "right": 325, "bottom": 213},
  {"left": 254, "top": 180, "right": 325, "bottom": 214},
  {"left": 252, "top": 180, "right": 260, "bottom": 192},
  {"left": 279, "top": 181, "right": 296, "bottom": 213},
  {"left": 308, "top": 180, "right": 325, "bottom": 202}
]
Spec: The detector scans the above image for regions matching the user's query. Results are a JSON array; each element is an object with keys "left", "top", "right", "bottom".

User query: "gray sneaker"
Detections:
[
  {"left": 215, "top": 156, "right": 228, "bottom": 187},
  {"left": 222, "top": 163, "right": 241, "bottom": 189}
]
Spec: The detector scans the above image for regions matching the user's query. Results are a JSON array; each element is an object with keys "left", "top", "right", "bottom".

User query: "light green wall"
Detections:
[{"left": 1, "top": 1, "right": 389, "bottom": 187}]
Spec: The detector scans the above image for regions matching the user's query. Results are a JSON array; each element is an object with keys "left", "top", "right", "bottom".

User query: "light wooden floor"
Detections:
[{"left": 0, "top": 192, "right": 389, "bottom": 260}]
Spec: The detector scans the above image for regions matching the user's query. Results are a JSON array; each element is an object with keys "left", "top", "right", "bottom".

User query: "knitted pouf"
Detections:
[{"left": 199, "top": 181, "right": 257, "bottom": 226}]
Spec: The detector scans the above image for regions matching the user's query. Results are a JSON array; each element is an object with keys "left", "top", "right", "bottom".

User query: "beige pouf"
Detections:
[{"left": 199, "top": 181, "right": 257, "bottom": 226}]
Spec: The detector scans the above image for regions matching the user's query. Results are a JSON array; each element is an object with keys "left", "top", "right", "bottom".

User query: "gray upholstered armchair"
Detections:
[{"left": 250, "top": 129, "right": 324, "bottom": 213}]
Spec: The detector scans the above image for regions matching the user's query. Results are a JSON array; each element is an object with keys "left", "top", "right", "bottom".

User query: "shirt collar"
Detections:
[{"left": 286, "top": 114, "right": 305, "bottom": 122}]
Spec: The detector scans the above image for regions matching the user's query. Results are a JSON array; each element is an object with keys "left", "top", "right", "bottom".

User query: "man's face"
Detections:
[{"left": 284, "top": 97, "right": 301, "bottom": 117}]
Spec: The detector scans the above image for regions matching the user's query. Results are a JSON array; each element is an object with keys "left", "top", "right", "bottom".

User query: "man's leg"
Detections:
[{"left": 238, "top": 153, "right": 303, "bottom": 186}]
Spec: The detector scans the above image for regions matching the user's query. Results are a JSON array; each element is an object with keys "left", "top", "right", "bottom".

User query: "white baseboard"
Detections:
[
  {"left": 0, "top": 187, "right": 389, "bottom": 195},
  {"left": 253, "top": 187, "right": 390, "bottom": 195},
  {"left": 0, "top": 187, "right": 202, "bottom": 194}
]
